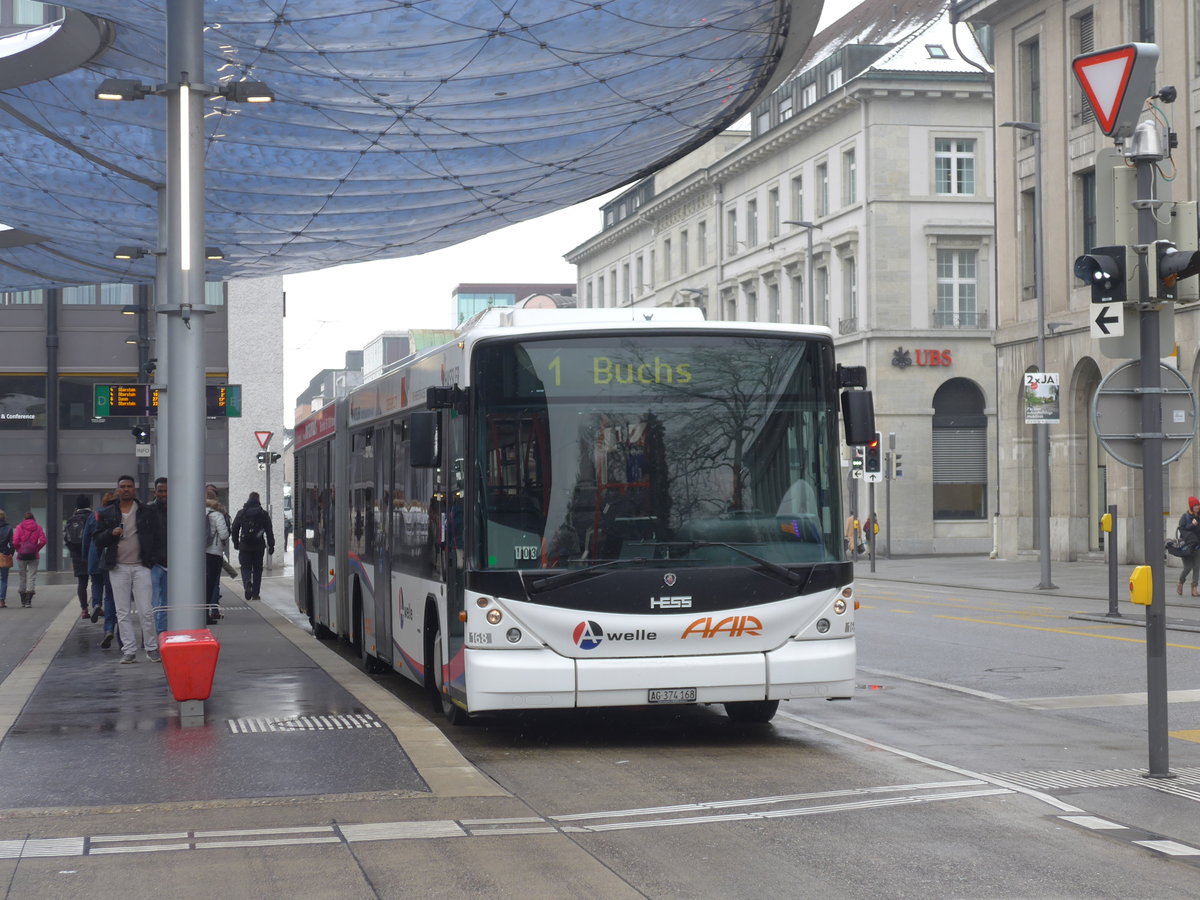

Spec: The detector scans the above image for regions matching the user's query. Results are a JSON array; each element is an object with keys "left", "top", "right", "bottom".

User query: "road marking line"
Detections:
[
  {"left": 90, "top": 832, "right": 190, "bottom": 842},
  {"left": 1059, "top": 815, "right": 1126, "bottom": 830},
  {"left": 1170, "top": 729, "right": 1200, "bottom": 743},
  {"left": 192, "top": 826, "right": 335, "bottom": 838},
  {"left": 777, "top": 710, "right": 1084, "bottom": 814},
  {"left": 1133, "top": 840, "right": 1200, "bottom": 856},
  {"left": 858, "top": 666, "right": 1007, "bottom": 701},
  {"left": 339, "top": 821, "right": 466, "bottom": 841},
  {"left": 196, "top": 837, "right": 341, "bottom": 850},
  {"left": 89, "top": 844, "right": 192, "bottom": 855}
]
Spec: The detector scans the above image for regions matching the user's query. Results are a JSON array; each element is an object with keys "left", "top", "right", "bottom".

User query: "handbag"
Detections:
[{"left": 0, "top": 553, "right": 11, "bottom": 569}]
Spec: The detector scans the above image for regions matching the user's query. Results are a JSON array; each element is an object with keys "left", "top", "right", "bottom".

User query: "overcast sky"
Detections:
[{"left": 281, "top": 0, "right": 867, "bottom": 426}]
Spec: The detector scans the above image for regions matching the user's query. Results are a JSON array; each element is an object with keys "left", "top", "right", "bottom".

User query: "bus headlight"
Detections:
[
  {"left": 816, "top": 618, "right": 831, "bottom": 633},
  {"left": 486, "top": 608, "right": 503, "bottom": 625},
  {"left": 833, "top": 598, "right": 847, "bottom": 615},
  {"left": 506, "top": 628, "right": 522, "bottom": 643}
]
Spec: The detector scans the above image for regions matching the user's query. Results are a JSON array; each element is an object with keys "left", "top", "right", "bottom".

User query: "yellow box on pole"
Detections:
[
  {"left": 1129, "top": 565, "right": 1152, "bottom": 605},
  {"left": 1100, "top": 512, "right": 1112, "bottom": 533}
]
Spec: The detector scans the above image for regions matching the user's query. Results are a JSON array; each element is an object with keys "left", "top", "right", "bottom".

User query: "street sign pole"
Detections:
[{"left": 1131, "top": 131, "right": 1171, "bottom": 778}]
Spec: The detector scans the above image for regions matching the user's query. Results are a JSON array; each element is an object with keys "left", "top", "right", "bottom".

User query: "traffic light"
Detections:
[
  {"left": 1074, "top": 246, "right": 1127, "bottom": 303},
  {"left": 130, "top": 425, "right": 149, "bottom": 444},
  {"left": 1153, "top": 240, "right": 1200, "bottom": 300},
  {"left": 851, "top": 446, "right": 864, "bottom": 473},
  {"left": 257, "top": 451, "right": 280, "bottom": 464},
  {"left": 864, "top": 432, "right": 882, "bottom": 474},
  {"left": 892, "top": 452, "right": 903, "bottom": 479}
]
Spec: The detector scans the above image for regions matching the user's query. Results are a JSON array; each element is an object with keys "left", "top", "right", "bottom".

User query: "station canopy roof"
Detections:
[{"left": 0, "top": 1, "right": 817, "bottom": 291}]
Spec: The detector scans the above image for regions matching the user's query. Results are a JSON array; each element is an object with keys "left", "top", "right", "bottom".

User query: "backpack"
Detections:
[
  {"left": 241, "top": 511, "right": 266, "bottom": 546},
  {"left": 64, "top": 511, "right": 88, "bottom": 550}
]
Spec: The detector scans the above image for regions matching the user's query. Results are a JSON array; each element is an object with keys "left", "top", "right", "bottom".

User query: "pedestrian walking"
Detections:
[
  {"left": 12, "top": 511, "right": 46, "bottom": 607},
  {"left": 1177, "top": 496, "right": 1200, "bottom": 597},
  {"left": 84, "top": 491, "right": 118, "bottom": 647},
  {"left": 0, "top": 510, "right": 13, "bottom": 609},
  {"left": 231, "top": 491, "right": 274, "bottom": 601},
  {"left": 205, "top": 497, "right": 230, "bottom": 624},
  {"left": 94, "top": 475, "right": 164, "bottom": 664},
  {"left": 64, "top": 495, "right": 92, "bottom": 619}
]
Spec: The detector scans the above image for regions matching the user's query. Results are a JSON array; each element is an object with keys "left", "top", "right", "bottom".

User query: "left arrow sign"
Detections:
[{"left": 1092, "top": 304, "right": 1123, "bottom": 338}]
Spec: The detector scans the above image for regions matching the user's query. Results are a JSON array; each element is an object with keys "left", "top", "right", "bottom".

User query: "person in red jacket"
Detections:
[{"left": 12, "top": 511, "right": 47, "bottom": 608}]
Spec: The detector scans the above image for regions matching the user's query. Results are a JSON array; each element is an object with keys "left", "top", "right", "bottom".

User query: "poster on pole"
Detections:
[{"left": 1024, "top": 372, "right": 1060, "bottom": 424}]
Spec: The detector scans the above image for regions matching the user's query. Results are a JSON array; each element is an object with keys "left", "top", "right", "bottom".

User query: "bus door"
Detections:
[
  {"left": 373, "top": 424, "right": 393, "bottom": 667},
  {"left": 443, "top": 408, "right": 467, "bottom": 702}
]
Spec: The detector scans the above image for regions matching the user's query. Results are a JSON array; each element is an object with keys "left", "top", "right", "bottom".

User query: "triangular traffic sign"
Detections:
[
  {"left": 255, "top": 430, "right": 273, "bottom": 449},
  {"left": 1072, "top": 43, "right": 1159, "bottom": 139}
]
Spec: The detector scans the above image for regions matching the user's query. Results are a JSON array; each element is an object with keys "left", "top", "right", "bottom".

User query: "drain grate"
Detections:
[{"left": 227, "top": 713, "right": 382, "bottom": 733}]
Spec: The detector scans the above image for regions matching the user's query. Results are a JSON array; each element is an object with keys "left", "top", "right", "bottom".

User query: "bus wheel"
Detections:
[
  {"left": 724, "top": 700, "right": 779, "bottom": 724},
  {"left": 429, "top": 628, "right": 468, "bottom": 726}
]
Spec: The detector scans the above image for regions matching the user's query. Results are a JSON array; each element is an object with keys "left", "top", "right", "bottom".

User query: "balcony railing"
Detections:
[
  {"left": 932, "top": 309, "right": 989, "bottom": 329},
  {"left": 838, "top": 316, "right": 857, "bottom": 335}
]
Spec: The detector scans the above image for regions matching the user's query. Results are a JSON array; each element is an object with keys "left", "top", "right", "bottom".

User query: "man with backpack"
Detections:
[
  {"left": 231, "top": 491, "right": 274, "bottom": 601},
  {"left": 64, "top": 495, "right": 92, "bottom": 619}
]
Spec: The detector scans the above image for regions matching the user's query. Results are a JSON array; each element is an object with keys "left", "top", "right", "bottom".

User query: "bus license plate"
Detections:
[{"left": 648, "top": 687, "right": 696, "bottom": 703}]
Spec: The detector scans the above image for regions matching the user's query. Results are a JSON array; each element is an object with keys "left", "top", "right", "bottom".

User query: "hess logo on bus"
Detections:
[
  {"left": 650, "top": 595, "right": 692, "bottom": 609},
  {"left": 681, "top": 615, "right": 763, "bottom": 639}
]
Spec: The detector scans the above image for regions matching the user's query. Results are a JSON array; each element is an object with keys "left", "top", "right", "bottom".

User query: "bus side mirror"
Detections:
[
  {"left": 841, "top": 390, "right": 875, "bottom": 446},
  {"left": 410, "top": 411, "right": 439, "bottom": 467}
]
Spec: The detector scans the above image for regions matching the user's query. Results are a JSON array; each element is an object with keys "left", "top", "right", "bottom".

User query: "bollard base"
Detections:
[{"left": 179, "top": 699, "right": 205, "bottom": 727}]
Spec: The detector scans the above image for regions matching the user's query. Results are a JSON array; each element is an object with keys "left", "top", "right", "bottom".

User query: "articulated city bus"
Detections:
[{"left": 294, "top": 307, "right": 874, "bottom": 723}]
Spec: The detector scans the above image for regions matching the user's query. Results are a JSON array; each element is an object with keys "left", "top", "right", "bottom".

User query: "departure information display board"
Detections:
[{"left": 93, "top": 384, "right": 241, "bottom": 418}]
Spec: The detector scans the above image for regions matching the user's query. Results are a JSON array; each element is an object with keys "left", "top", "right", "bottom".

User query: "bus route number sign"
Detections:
[{"left": 93, "top": 384, "right": 242, "bottom": 418}]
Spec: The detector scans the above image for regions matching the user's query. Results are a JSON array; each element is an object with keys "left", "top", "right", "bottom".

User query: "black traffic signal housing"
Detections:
[
  {"left": 130, "top": 425, "right": 149, "bottom": 444},
  {"left": 892, "top": 451, "right": 903, "bottom": 479},
  {"left": 257, "top": 451, "right": 281, "bottom": 464},
  {"left": 1074, "top": 246, "right": 1127, "bottom": 303},
  {"left": 1153, "top": 240, "right": 1200, "bottom": 300},
  {"left": 864, "top": 432, "right": 882, "bottom": 475}
]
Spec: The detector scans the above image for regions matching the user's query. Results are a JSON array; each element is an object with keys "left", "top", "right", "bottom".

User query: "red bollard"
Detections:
[{"left": 159, "top": 629, "right": 221, "bottom": 701}]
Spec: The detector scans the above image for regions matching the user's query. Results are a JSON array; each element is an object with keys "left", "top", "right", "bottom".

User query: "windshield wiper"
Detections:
[
  {"left": 668, "top": 541, "right": 807, "bottom": 590},
  {"left": 526, "top": 557, "right": 651, "bottom": 594}
]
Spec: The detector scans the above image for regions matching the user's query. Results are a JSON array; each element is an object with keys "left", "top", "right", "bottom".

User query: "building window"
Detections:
[
  {"left": 801, "top": 83, "right": 816, "bottom": 107},
  {"left": 0, "top": 289, "right": 44, "bottom": 305},
  {"left": 1019, "top": 38, "right": 1040, "bottom": 128},
  {"left": 609, "top": 269, "right": 617, "bottom": 306},
  {"left": 1021, "top": 189, "right": 1038, "bottom": 299},
  {"left": 697, "top": 221, "right": 707, "bottom": 266},
  {"left": 635, "top": 256, "right": 643, "bottom": 296},
  {"left": 755, "top": 107, "right": 770, "bottom": 134},
  {"left": 724, "top": 295, "right": 736, "bottom": 321},
  {"left": 622, "top": 262, "right": 630, "bottom": 304},
  {"left": 746, "top": 287, "right": 757, "bottom": 322},
  {"left": 680, "top": 229, "right": 689, "bottom": 273},
  {"left": 842, "top": 149, "right": 856, "bottom": 205},
  {"left": 790, "top": 175, "right": 803, "bottom": 222},
  {"left": 1072, "top": 10, "right": 1095, "bottom": 124},
  {"left": 816, "top": 163, "right": 828, "bottom": 217},
  {"left": 6, "top": 1, "right": 62, "bottom": 26},
  {"left": 791, "top": 274, "right": 804, "bottom": 322},
  {"left": 816, "top": 266, "right": 829, "bottom": 325},
  {"left": 843, "top": 256, "right": 857, "bottom": 319},
  {"left": 936, "top": 249, "right": 979, "bottom": 327},
  {"left": 586, "top": 280, "right": 594, "bottom": 307},
  {"left": 597, "top": 275, "right": 605, "bottom": 307},
  {"left": 826, "top": 68, "right": 842, "bottom": 92},
  {"left": 649, "top": 251, "right": 655, "bottom": 289},
  {"left": 768, "top": 282, "right": 781, "bottom": 323},
  {"left": 926, "top": 44, "right": 949, "bottom": 59},
  {"left": 779, "top": 91, "right": 793, "bottom": 121},
  {"left": 935, "top": 139, "right": 976, "bottom": 195},
  {"left": 663, "top": 238, "right": 672, "bottom": 282},
  {"left": 205, "top": 281, "right": 226, "bottom": 305},
  {"left": 932, "top": 379, "right": 988, "bottom": 520},
  {"left": 726, "top": 208, "right": 738, "bottom": 255},
  {"left": 746, "top": 199, "right": 758, "bottom": 247},
  {"left": 768, "top": 188, "right": 779, "bottom": 238},
  {"left": 1078, "top": 169, "right": 1096, "bottom": 255}
]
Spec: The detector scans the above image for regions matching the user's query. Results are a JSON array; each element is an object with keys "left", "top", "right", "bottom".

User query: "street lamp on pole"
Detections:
[
  {"left": 1002, "top": 120, "right": 1056, "bottom": 590},
  {"left": 783, "top": 220, "right": 816, "bottom": 323}
]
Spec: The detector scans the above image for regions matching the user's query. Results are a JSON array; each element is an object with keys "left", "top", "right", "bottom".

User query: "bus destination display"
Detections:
[{"left": 93, "top": 384, "right": 242, "bottom": 418}]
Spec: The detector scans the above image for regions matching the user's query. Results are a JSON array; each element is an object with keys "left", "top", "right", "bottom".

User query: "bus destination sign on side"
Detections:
[{"left": 93, "top": 384, "right": 242, "bottom": 418}]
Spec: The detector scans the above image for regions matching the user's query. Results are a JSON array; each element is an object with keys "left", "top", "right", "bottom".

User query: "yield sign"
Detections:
[
  {"left": 255, "top": 430, "right": 273, "bottom": 449},
  {"left": 1072, "top": 43, "right": 1159, "bottom": 139}
]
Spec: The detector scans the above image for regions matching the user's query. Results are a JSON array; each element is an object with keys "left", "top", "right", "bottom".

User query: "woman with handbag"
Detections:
[
  {"left": 1178, "top": 496, "right": 1200, "bottom": 597},
  {"left": 12, "top": 511, "right": 47, "bottom": 607},
  {"left": 0, "top": 510, "right": 13, "bottom": 608}
]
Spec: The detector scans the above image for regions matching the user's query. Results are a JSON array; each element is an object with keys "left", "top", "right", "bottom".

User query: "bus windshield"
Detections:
[{"left": 472, "top": 333, "right": 843, "bottom": 570}]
